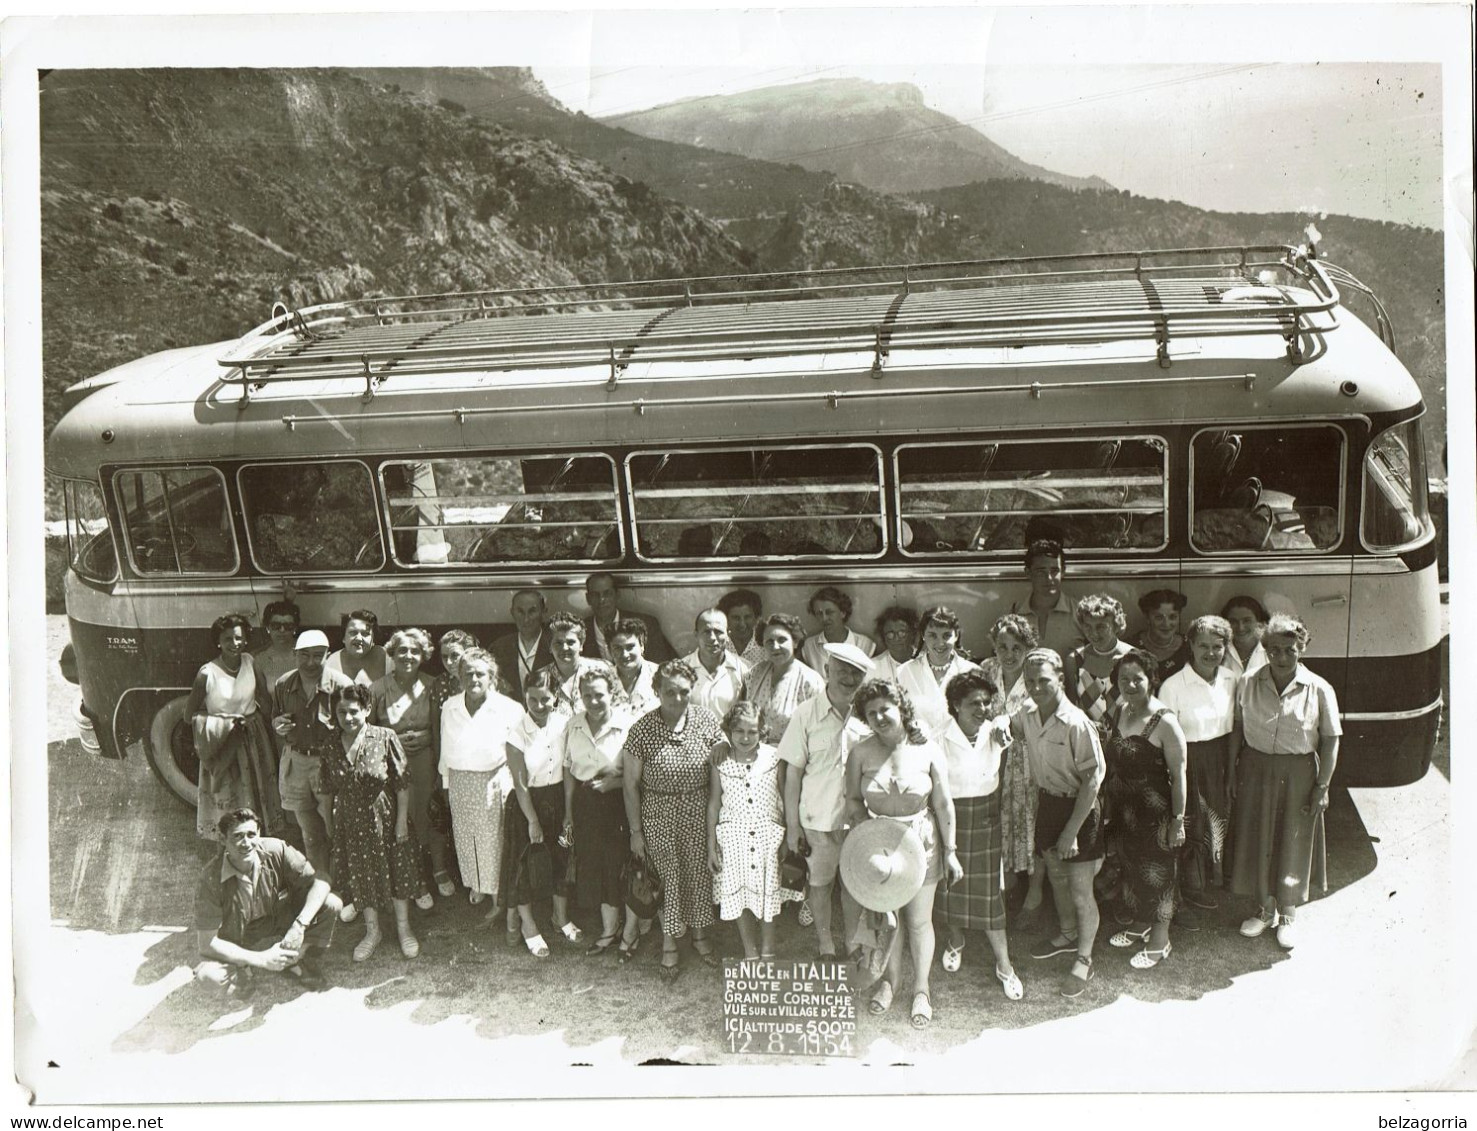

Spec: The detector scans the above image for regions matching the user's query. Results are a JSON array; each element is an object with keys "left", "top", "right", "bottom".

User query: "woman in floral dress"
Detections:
[
  {"left": 1103, "top": 650, "right": 1188, "bottom": 970},
  {"left": 741, "top": 614, "right": 824, "bottom": 745},
  {"left": 979, "top": 613, "right": 1042, "bottom": 910},
  {"left": 326, "top": 682, "right": 420, "bottom": 962}
]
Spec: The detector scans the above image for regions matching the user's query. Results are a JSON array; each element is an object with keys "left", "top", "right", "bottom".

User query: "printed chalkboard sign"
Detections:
[{"left": 721, "top": 959, "right": 856, "bottom": 1057}]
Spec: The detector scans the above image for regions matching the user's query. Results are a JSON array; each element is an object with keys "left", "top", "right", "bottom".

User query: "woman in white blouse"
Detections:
[
  {"left": 503, "top": 668, "right": 582, "bottom": 957},
  {"left": 559, "top": 664, "right": 637, "bottom": 956},
  {"left": 438, "top": 649, "right": 524, "bottom": 911},
  {"left": 869, "top": 606, "right": 919, "bottom": 684},
  {"left": 1157, "top": 615, "right": 1237, "bottom": 909},
  {"left": 1220, "top": 596, "right": 1270, "bottom": 678},
  {"left": 800, "top": 585, "right": 876, "bottom": 673},
  {"left": 936, "top": 669, "right": 1022, "bottom": 999},
  {"left": 895, "top": 606, "right": 980, "bottom": 739}
]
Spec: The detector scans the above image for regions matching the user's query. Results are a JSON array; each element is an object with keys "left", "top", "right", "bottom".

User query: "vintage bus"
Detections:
[{"left": 48, "top": 245, "right": 1441, "bottom": 807}]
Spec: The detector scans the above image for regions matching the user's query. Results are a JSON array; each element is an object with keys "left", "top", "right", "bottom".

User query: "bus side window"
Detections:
[
  {"left": 627, "top": 445, "right": 885, "bottom": 561},
  {"left": 240, "top": 461, "right": 385, "bottom": 573},
  {"left": 1191, "top": 426, "right": 1345, "bottom": 553},
  {"left": 896, "top": 437, "right": 1168, "bottom": 556},
  {"left": 1361, "top": 419, "right": 1431, "bottom": 551},
  {"left": 379, "top": 455, "right": 622, "bottom": 567},
  {"left": 114, "top": 467, "right": 237, "bottom": 575},
  {"left": 62, "top": 477, "right": 118, "bottom": 583}
]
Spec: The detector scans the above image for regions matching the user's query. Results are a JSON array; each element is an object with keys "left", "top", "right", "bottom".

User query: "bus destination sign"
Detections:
[{"left": 722, "top": 959, "right": 855, "bottom": 1057}]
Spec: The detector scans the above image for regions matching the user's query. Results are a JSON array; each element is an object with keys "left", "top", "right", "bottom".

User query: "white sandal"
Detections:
[
  {"left": 523, "top": 933, "right": 550, "bottom": 959},
  {"left": 995, "top": 965, "right": 1025, "bottom": 1001},
  {"left": 1130, "top": 941, "right": 1172, "bottom": 969},
  {"left": 941, "top": 940, "right": 965, "bottom": 973},
  {"left": 1109, "top": 927, "right": 1152, "bottom": 948}
]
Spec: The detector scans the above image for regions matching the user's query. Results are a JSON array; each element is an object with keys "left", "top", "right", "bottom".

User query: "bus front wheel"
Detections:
[{"left": 146, "top": 696, "right": 199, "bottom": 811}]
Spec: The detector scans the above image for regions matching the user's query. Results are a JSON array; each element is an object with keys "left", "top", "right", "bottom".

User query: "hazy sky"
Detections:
[{"left": 535, "top": 59, "right": 1444, "bottom": 228}]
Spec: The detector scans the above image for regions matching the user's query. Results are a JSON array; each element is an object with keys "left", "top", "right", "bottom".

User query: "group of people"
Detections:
[{"left": 191, "top": 539, "right": 1341, "bottom": 1027}]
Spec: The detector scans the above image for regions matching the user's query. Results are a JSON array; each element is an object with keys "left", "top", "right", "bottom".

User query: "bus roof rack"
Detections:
[{"left": 217, "top": 244, "right": 1341, "bottom": 398}]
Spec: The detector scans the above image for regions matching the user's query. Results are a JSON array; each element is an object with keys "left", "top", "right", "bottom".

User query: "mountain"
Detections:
[
  {"left": 355, "top": 67, "right": 839, "bottom": 221},
  {"left": 606, "top": 78, "right": 1113, "bottom": 196},
  {"left": 39, "top": 67, "right": 751, "bottom": 451},
  {"left": 40, "top": 67, "right": 1446, "bottom": 507},
  {"left": 914, "top": 179, "right": 1446, "bottom": 457}
]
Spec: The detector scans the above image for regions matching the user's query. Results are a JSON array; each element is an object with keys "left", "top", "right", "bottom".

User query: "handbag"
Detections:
[
  {"left": 778, "top": 848, "right": 809, "bottom": 894},
  {"left": 521, "top": 840, "right": 555, "bottom": 903},
  {"left": 623, "top": 853, "right": 663, "bottom": 919}
]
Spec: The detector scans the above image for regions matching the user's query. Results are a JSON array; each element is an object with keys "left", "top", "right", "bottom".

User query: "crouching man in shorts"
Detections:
[{"left": 194, "top": 807, "right": 341, "bottom": 995}]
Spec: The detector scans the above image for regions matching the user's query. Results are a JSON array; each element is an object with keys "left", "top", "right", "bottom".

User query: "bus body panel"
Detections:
[
  {"left": 47, "top": 251, "right": 1441, "bottom": 799},
  {"left": 67, "top": 557, "right": 1426, "bottom": 785}
]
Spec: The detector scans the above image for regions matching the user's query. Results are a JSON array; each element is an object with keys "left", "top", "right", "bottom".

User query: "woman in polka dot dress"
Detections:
[
  {"left": 623, "top": 659, "right": 725, "bottom": 978},
  {"left": 707, "top": 700, "right": 801, "bottom": 960}
]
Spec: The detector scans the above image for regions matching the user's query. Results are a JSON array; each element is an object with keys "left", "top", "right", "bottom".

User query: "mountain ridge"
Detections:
[{"left": 606, "top": 76, "right": 1113, "bottom": 196}]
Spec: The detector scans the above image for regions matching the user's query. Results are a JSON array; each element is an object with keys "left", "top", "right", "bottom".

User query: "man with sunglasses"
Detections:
[{"left": 254, "top": 600, "right": 302, "bottom": 689}]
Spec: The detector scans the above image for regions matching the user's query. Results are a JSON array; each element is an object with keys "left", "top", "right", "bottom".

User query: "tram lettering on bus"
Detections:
[{"left": 46, "top": 245, "right": 1440, "bottom": 807}]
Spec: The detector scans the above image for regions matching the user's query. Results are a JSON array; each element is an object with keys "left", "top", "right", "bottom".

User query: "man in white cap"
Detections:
[
  {"left": 270, "top": 629, "right": 353, "bottom": 879},
  {"left": 779, "top": 641, "right": 873, "bottom": 958}
]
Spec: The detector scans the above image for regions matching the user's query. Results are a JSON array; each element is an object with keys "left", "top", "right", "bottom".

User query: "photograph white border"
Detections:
[{"left": 5, "top": 2, "right": 1474, "bottom": 1116}]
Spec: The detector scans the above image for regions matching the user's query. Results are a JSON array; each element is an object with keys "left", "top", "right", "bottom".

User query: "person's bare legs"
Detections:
[
  {"left": 1042, "top": 850, "right": 1078, "bottom": 943},
  {"left": 903, "top": 884, "right": 938, "bottom": 999},
  {"left": 1065, "top": 860, "right": 1101, "bottom": 961},
  {"left": 809, "top": 881, "right": 838, "bottom": 955},
  {"left": 293, "top": 804, "right": 330, "bottom": 878},
  {"left": 984, "top": 927, "right": 1015, "bottom": 979},
  {"left": 1024, "top": 858, "right": 1046, "bottom": 911},
  {"left": 759, "top": 916, "right": 777, "bottom": 957},
  {"left": 736, "top": 910, "right": 759, "bottom": 959}
]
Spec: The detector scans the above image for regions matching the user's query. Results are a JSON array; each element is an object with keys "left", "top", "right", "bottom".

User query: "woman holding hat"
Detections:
[{"left": 844, "top": 679, "right": 962, "bottom": 1028}]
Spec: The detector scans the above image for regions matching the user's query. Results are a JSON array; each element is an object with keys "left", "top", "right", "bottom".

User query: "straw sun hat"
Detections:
[{"left": 839, "top": 818, "right": 929, "bottom": 913}]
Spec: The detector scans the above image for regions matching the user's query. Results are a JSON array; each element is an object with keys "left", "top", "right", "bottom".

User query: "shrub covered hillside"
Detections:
[
  {"left": 39, "top": 68, "right": 751, "bottom": 445},
  {"left": 917, "top": 180, "right": 1446, "bottom": 466}
]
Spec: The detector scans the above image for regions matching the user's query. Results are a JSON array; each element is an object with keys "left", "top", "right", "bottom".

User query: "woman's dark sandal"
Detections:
[
  {"left": 660, "top": 949, "right": 682, "bottom": 980},
  {"left": 1030, "top": 935, "right": 1078, "bottom": 960},
  {"left": 618, "top": 935, "right": 641, "bottom": 964},
  {"left": 1060, "top": 955, "right": 1094, "bottom": 999},
  {"left": 584, "top": 933, "right": 620, "bottom": 957},
  {"left": 868, "top": 979, "right": 894, "bottom": 1015},
  {"left": 693, "top": 938, "right": 722, "bottom": 969},
  {"left": 910, "top": 991, "right": 933, "bottom": 1029}
]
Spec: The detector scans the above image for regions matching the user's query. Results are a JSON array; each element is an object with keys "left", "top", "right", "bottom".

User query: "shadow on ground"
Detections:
[{"left": 46, "top": 731, "right": 1382, "bottom": 1065}]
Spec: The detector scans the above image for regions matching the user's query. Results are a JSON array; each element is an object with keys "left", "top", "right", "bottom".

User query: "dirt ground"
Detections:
[{"left": 19, "top": 613, "right": 1473, "bottom": 1104}]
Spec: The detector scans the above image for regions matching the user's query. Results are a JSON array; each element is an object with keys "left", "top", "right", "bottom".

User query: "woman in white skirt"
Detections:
[{"left": 438, "top": 649, "right": 524, "bottom": 911}]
